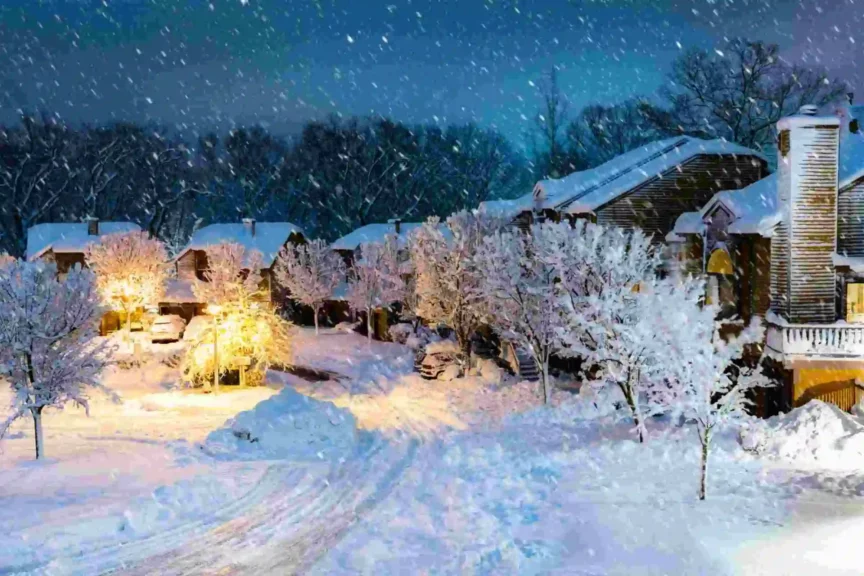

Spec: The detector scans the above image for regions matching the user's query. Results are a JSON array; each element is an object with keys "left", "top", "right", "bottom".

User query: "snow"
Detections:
[
  {"left": 26, "top": 221, "right": 141, "bottom": 261},
  {"left": 175, "top": 222, "right": 304, "bottom": 268},
  {"left": 204, "top": 387, "right": 360, "bottom": 461},
  {"left": 10, "top": 328, "right": 864, "bottom": 574},
  {"left": 161, "top": 278, "right": 198, "bottom": 303},
  {"left": 833, "top": 253, "right": 864, "bottom": 272},
  {"left": 480, "top": 136, "right": 765, "bottom": 219},
  {"left": 675, "top": 109, "right": 864, "bottom": 239},
  {"left": 331, "top": 222, "right": 424, "bottom": 251},
  {"left": 668, "top": 210, "right": 704, "bottom": 237},
  {"left": 740, "top": 401, "right": 864, "bottom": 469}
]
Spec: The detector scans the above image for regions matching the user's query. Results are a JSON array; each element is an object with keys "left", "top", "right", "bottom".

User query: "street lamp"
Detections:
[{"left": 206, "top": 304, "right": 223, "bottom": 394}]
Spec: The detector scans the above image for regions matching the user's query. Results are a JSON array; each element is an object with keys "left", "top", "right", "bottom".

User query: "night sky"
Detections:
[{"left": 1, "top": 0, "right": 862, "bottom": 144}]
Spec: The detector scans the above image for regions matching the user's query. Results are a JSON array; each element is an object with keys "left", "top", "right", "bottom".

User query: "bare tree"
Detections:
[
  {"left": 648, "top": 39, "right": 847, "bottom": 154},
  {"left": 567, "top": 100, "right": 669, "bottom": 166}
]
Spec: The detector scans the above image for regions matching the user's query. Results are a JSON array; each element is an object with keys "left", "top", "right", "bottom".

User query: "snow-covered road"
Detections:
[{"left": 40, "top": 437, "right": 418, "bottom": 576}]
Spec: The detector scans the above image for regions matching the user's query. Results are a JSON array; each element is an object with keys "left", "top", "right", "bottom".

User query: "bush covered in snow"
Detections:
[
  {"left": 204, "top": 387, "right": 359, "bottom": 461},
  {"left": 740, "top": 401, "right": 864, "bottom": 469}
]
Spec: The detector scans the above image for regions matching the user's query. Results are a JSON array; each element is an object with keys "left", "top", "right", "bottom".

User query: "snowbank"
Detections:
[
  {"left": 204, "top": 387, "right": 360, "bottom": 461},
  {"left": 740, "top": 401, "right": 864, "bottom": 469}
]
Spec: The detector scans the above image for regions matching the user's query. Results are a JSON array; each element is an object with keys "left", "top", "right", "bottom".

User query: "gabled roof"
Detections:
[
  {"left": 673, "top": 126, "right": 864, "bottom": 239},
  {"left": 27, "top": 222, "right": 141, "bottom": 261},
  {"left": 331, "top": 222, "right": 425, "bottom": 252},
  {"left": 175, "top": 222, "right": 305, "bottom": 268},
  {"left": 480, "top": 136, "right": 766, "bottom": 219}
]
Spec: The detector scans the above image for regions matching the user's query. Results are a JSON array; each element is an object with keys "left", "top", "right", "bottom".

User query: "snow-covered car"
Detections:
[
  {"left": 149, "top": 315, "right": 186, "bottom": 343},
  {"left": 418, "top": 340, "right": 462, "bottom": 380}
]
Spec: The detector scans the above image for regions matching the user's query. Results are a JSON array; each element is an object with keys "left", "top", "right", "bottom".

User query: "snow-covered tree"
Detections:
[
  {"left": 0, "top": 261, "right": 109, "bottom": 459},
  {"left": 646, "top": 276, "right": 770, "bottom": 500},
  {"left": 411, "top": 211, "right": 499, "bottom": 363},
  {"left": 473, "top": 224, "right": 560, "bottom": 403},
  {"left": 537, "top": 221, "right": 660, "bottom": 441},
  {"left": 274, "top": 239, "right": 346, "bottom": 334},
  {"left": 85, "top": 231, "right": 169, "bottom": 333},
  {"left": 346, "top": 236, "right": 403, "bottom": 341},
  {"left": 185, "top": 242, "right": 292, "bottom": 390},
  {"left": 193, "top": 242, "right": 265, "bottom": 308}
]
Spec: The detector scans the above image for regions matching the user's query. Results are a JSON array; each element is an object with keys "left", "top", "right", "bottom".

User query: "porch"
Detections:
[{"left": 766, "top": 322, "right": 864, "bottom": 361}]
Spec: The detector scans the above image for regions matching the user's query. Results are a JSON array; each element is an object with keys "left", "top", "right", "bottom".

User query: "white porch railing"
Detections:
[{"left": 766, "top": 322, "right": 864, "bottom": 359}]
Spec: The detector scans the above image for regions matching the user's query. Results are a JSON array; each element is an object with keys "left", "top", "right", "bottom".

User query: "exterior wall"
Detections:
[
  {"left": 733, "top": 236, "right": 772, "bottom": 324},
  {"left": 54, "top": 252, "right": 87, "bottom": 274},
  {"left": 772, "top": 123, "right": 840, "bottom": 323},
  {"left": 792, "top": 363, "right": 864, "bottom": 410},
  {"left": 176, "top": 250, "right": 198, "bottom": 280},
  {"left": 593, "top": 154, "right": 765, "bottom": 244},
  {"left": 838, "top": 178, "right": 864, "bottom": 257}
]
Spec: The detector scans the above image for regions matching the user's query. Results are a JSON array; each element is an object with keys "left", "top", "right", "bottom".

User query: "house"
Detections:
[
  {"left": 26, "top": 218, "right": 143, "bottom": 334},
  {"left": 331, "top": 218, "right": 423, "bottom": 267},
  {"left": 328, "top": 219, "right": 423, "bottom": 336},
  {"left": 480, "top": 136, "right": 768, "bottom": 249},
  {"left": 27, "top": 218, "right": 141, "bottom": 274},
  {"left": 669, "top": 102, "right": 864, "bottom": 414},
  {"left": 163, "top": 218, "right": 305, "bottom": 321}
]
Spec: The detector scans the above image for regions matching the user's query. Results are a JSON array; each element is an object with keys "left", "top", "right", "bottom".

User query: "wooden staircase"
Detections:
[{"left": 513, "top": 346, "right": 539, "bottom": 381}]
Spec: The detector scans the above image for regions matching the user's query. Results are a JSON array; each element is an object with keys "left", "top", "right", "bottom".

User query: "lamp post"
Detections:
[{"left": 207, "top": 304, "right": 223, "bottom": 394}]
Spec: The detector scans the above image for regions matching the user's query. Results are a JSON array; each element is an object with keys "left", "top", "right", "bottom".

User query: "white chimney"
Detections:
[
  {"left": 388, "top": 218, "right": 402, "bottom": 234},
  {"left": 771, "top": 106, "right": 840, "bottom": 323},
  {"left": 242, "top": 218, "right": 256, "bottom": 237}
]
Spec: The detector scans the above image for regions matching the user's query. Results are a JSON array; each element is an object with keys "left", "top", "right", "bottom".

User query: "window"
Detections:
[{"left": 847, "top": 284, "right": 864, "bottom": 322}]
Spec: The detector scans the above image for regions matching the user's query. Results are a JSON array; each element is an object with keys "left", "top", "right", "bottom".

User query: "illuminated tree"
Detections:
[
  {"left": 85, "top": 231, "right": 169, "bottom": 333},
  {"left": 0, "top": 261, "right": 109, "bottom": 459},
  {"left": 184, "top": 242, "right": 293, "bottom": 389}
]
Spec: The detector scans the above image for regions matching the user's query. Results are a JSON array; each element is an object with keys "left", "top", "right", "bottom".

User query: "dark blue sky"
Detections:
[{"left": 1, "top": 0, "right": 861, "bottom": 145}]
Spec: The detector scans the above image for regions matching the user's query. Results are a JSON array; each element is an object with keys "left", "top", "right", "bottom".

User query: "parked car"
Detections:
[
  {"left": 418, "top": 340, "right": 461, "bottom": 380},
  {"left": 149, "top": 314, "right": 186, "bottom": 343}
]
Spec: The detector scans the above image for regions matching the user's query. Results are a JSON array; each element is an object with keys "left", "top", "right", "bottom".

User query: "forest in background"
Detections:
[{"left": 0, "top": 39, "right": 845, "bottom": 257}]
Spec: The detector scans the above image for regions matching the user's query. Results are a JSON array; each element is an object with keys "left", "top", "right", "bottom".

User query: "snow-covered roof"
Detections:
[
  {"left": 175, "top": 222, "right": 304, "bottom": 268},
  {"left": 160, "top": 278, "right": 199, "bottom": 303},
  {"left": 674, "top": 125, "right": 864, "bottom": 239},
  {"left": 479, "top": 136, "right": 766, "bottom": 219},
  {"left": 27, "top": 221, "right": 141, "bottom": 261},
  {"left": 669, "top": 211, "right": 704, "bottom": 237},
  {"left": 331, "top": 222, "right": 425, "bottom": 252},
  {"left": 832, "top": 253, "right": 864, "bottom": 273}
]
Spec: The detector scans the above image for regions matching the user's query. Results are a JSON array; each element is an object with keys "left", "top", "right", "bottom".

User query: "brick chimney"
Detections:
[
  {"left": 85, "top": 216, "right": 99, "bottom": 236},
  {"left": 388, "top": 218, "right": 402, "bottom": 234},
  {"left": 771, "top": 105, "right": 840, "bottom": 323},
  {"left": 242, "top": 218, "right": 256, "bottom": 237}
]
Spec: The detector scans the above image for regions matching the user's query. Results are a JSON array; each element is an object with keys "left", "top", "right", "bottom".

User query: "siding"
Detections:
[
  {"left": 787, "top": 125, "right": 839, "bottom": 323},
  {"left": 176, "top": 250, "right": 197, "bottom": 280},
  {"left": 592, "top": 154, "right": 765, "bottom": 244},
  {"left": 838, "top": 178, "right": 864, "bottom": 257}
]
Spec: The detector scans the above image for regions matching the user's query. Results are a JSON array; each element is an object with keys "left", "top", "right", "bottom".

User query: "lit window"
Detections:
[{"left": 847, "top": 284, "right": 864, "bottom": 322}]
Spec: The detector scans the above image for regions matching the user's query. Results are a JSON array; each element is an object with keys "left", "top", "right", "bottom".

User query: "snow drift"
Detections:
[
  {"left": 205, "top": 387, "right": 360, "bottom": 461},
  {"left": 741, "top": 400, "right": 864, "bottom": 469}
]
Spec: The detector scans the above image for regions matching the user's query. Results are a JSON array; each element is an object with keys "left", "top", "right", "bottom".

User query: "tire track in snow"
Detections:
[{"left": 44, "top": 435, "right": 417, "bottom": 576}]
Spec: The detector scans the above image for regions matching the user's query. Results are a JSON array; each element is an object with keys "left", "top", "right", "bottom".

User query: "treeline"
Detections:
[
  {"left": 531, "top": 39, "right": 847, "bottom": 179},
  {"left": 0, "top": 39, "right": 845, "bottom": 257},
  {"left": 0, "top": 115, "right": 531, "bottom": 257}
]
